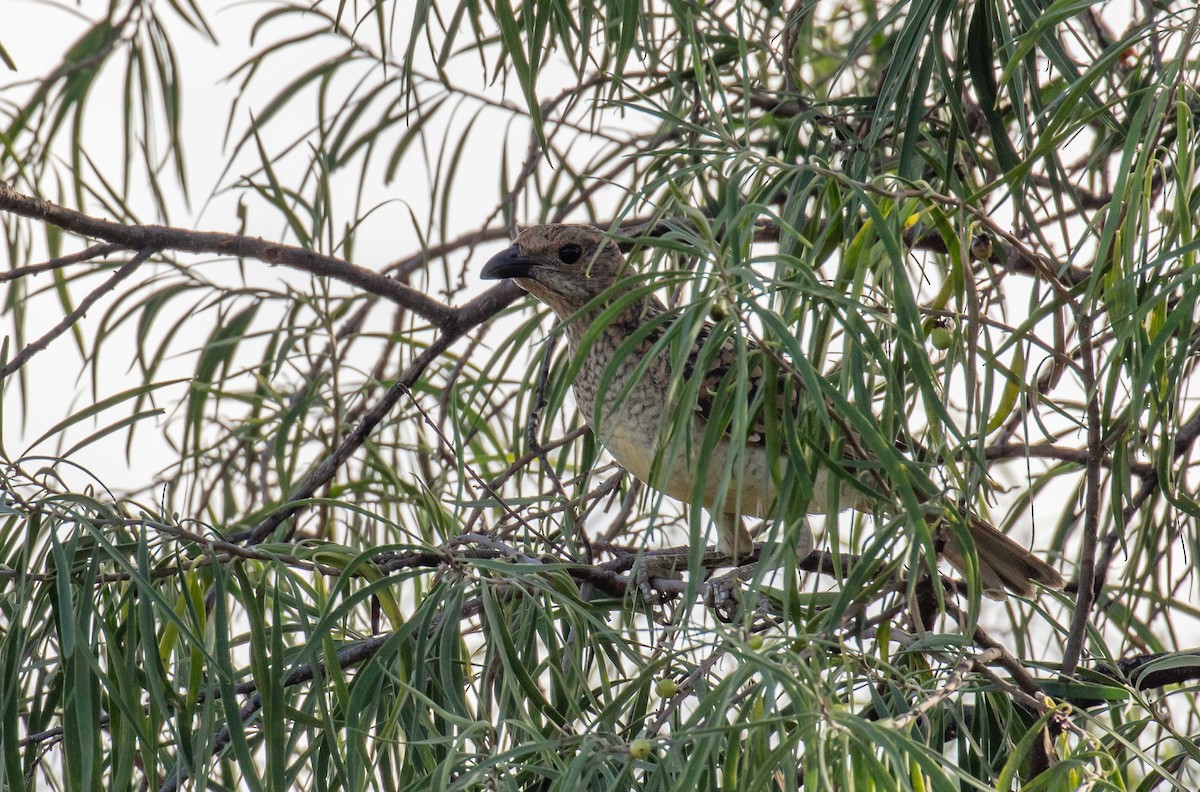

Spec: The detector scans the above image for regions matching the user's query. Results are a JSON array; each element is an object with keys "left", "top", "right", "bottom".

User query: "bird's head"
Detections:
[{"left": 480, "top": 224, "right": 626, "bottom": 316}]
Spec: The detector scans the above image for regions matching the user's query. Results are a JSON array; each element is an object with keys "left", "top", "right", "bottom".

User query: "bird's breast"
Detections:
[
  {"left": 569, "top": 334, "right": 849, "bottom": 518},
  {"left": 574, "top": 357, "right": 779, "bottom": 516}
]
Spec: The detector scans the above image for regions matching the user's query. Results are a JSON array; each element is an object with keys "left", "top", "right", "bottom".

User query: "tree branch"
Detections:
[
  {"left": 0, "top": 249, "right": 150, "bottom": 378},
  {"left": 0, "top": 181, "right": 457, "bottom": 325}
]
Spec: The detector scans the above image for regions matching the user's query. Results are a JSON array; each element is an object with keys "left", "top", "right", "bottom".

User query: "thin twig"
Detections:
[
  {"left": 400, "top": 384, "right": 539, "bottom": 537},
  {"left": 1, "top": 250, "right": 150, "bottom": 378},
  {"left": 0, "top": 181, "right": 455, "bottom": 324},
  {"left": 985, "top": 442, "right": 1155, "bottom": 478},
  {"left": 0, "top": 242, "right": 123, "bottom": 282},
  {"left": 241, "top": 281, "right": 523, "bottom": 544},
  {"left": 880, "top": 648, "right": 1002, "bottom": 729}
]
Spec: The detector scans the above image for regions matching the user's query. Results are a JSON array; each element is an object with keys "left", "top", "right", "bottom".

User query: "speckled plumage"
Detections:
[{"left": 481, "top": 224, "right": 1063, "bottom": 597}]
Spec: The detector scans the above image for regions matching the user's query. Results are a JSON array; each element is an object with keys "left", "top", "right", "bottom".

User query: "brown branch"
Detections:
[
  {"left": 241, "top": 280, "right": 523, "bottom": 544},
  {"left": 487, "top": 426, "right": 591, "bottom": 489},
  {"left": 985, "top": 442, "right": 1156, "bottom": 478},
  {"left": 970, "top": 621, "right": 1052, "bottom": 702},
  {"left": 880, "top": 648, "right": 1003, "bottom": 729},
  {"left": 0, "top": 181, "right": 456, "bottom": 325},
  {"left": 1097, "top": 649, "right": 1200, "bottom": 692},
  {"left": 0, "top": 242, "right": 123, "bottom": 282},
  {"left": 907, "top": 227, "right": 1091, "bottom": 287},
  {"left": 0, "top": 250, "right": 150, "bottom": 378}
]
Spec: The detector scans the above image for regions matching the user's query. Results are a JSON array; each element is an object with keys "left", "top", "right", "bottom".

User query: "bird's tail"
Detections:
[{"left": 941, "top": 515, "right": 1064, "bottom": 599}]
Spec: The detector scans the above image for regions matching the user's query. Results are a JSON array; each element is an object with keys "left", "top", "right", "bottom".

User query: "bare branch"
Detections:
[
  {"left": 0, "top": 182, "right": 457, "bottom": 325},
  {"left": 0, "top": 249, "right": 150, "bottom": 378}
]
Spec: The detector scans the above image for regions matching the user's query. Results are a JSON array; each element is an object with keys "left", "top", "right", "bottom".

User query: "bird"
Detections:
[{"left": 480, "top": 223, "right": 1064, "bottom": 598}]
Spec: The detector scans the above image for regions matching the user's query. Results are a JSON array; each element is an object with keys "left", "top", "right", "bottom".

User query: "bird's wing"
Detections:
[
  {"left": 672, "top": 314, "right": 896, "bottom": 502},
  {"left": 676, "top": 317, "right": 825, "bottom": 449}
]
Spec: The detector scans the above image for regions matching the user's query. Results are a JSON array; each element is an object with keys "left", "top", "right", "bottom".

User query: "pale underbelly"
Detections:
[{"left": 601, "top": 421, "right": 838, "bottom": 517}]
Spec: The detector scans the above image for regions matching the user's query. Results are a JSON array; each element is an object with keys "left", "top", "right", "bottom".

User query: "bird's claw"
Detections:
[
  {"left": 704, "top": 561, "right": 758, "bottom": 621},
  {"left": 628, "top": 556, "right": 683, "bottom": 605}
]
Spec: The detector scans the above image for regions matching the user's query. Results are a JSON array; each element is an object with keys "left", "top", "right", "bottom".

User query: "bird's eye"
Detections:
[{"left": 558, "top": 244, "right": 583, "bottom": 265}]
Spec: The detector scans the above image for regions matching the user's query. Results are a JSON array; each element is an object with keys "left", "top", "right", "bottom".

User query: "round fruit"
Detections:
[{"left": 629, "top": 739, "right": 653, "bottom": 759}]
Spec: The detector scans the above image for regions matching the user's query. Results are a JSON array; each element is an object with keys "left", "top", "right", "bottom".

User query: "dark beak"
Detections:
[{"left": 480, "top": 245, "right": 536, "bottom": 280}]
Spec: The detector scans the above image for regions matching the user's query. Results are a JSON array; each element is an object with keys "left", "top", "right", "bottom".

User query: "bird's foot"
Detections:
[
  {"left": 704, "top": 561, "right": 759, "bottom": 621},
  {"left": 627, "top": 555, "right": 685, "bottom": 605}
]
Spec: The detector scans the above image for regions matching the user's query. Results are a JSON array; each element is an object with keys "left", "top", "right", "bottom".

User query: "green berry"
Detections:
[{"left": 629, "top": 739, "right": 653, "bottom": 759}]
